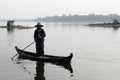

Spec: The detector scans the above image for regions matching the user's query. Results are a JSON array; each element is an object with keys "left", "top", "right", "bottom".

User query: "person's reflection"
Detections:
[
  {"left": 34, "top": 61, "right": 73, "bottom": 80},
  {"left": 34, "top": 61, "right": 45, "bottom": 80}
]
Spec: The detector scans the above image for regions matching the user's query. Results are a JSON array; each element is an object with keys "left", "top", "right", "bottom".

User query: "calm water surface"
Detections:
[{"left": 1, "top": 22, "right": 120, "bottom": 80}]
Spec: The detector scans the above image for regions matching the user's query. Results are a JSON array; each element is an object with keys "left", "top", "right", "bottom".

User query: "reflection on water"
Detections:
[
  {"left": 34, "top": 62, "right": 73, "bottom": 80},
  {"left": 7, "top": 27, "right": 14, "bottom": 33},
  {"left": 12, "top": 58, "right": 73, "bottom": 80},
  {"left": 51, "top": 62, "right": 73, "bottom": 74},
  {"left": 6, "top": 27, "right": 15, "bottom": 50},
  {"left": 35, "top": 61, "right": 45, "bottom": 80},
  {"left": 112, "top": 26, "right": 119, "bottom": 30}
]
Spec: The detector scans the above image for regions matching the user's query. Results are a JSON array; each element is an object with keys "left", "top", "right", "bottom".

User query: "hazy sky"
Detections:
[{"left": 0, "top": 0, "right": 120, "bottom": 19}]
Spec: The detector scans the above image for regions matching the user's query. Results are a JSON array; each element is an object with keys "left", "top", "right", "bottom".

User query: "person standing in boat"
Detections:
[{"left": 34, "top": 22, "right": 46, "bottom": 56}]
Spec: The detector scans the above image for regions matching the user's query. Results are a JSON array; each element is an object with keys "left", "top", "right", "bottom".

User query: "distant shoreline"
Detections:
[
  {"left": 0, "top": 25, "right": 34, "bottom": 29},
  {"left": 86, "top": 19, "right": 120, "bottom": 29}
]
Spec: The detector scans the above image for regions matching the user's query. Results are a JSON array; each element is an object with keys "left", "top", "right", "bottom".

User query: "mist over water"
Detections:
[{"left": 1, "top": 22, "right": 120, "bottom": 80}]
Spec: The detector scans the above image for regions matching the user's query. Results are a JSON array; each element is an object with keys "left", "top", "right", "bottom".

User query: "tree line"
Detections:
[{"left": 35, "top": 14, "right": 120, "bottom": 22}]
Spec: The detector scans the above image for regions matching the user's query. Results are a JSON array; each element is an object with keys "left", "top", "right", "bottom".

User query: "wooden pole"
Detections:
[{"left": 11, "top": 41, "right": 35, "bottom": 60}]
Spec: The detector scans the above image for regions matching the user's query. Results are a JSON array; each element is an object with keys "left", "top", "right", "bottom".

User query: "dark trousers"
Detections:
[{"left": 36, "top": 41, "right": 44, "bottom": 56}]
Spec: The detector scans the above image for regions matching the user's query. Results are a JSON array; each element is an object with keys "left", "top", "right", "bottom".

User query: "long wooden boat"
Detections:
[{"left": 15, "top": 46, "right": 73, "bottom": 63}]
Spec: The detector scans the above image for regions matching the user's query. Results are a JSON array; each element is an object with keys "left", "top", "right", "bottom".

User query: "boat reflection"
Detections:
[
  {"left": 50, "top": 62, "right": 73, "bottom": 73},
  {"left": 35, "top": 61, "right": 73, "bottom": 80},
  {"left": 12, "top": 59, "right": 73, "bottom": 80}
]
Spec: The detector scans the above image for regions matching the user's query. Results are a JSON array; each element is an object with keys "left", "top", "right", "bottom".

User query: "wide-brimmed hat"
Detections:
[{"left": 35, "top": 22, "right": 43, "bottom": 27}]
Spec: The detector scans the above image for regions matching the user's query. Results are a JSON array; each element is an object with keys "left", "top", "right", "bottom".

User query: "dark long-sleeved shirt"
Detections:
[{"left": 34, "top": 28, "right": 46, "bottom": 42}]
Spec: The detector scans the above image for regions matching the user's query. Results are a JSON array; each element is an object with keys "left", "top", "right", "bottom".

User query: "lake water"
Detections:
[{"left": 1, "top": 22, "right": 120, "bottom": 80}]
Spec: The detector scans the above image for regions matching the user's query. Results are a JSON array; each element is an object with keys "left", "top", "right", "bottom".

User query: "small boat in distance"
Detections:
[{"left": 15, "top": 46, "right": 73, "bottom": 63}]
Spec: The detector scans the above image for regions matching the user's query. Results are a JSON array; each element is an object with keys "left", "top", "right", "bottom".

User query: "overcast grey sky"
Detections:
[{"left": 0, "top": 0, "right": 120, "bottom": 19}]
